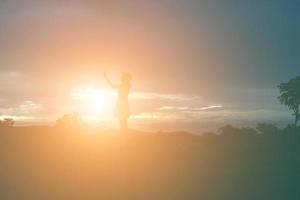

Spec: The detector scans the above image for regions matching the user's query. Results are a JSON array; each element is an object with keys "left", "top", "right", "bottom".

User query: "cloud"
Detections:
[
  {"left": 200, "top": 105, "right": 223, "bottom": 110},
  {"left": 0, "top": 101, "right": 43, "bottom": 116},
  {"left": 131, "top": 92, "right": 202, "bottom": 101},
  {"left": 158, "top": 105, "right": 223, "bottom": 111},
  {"left": 0, "top": 100, "right": 49, "bottom": 124}
]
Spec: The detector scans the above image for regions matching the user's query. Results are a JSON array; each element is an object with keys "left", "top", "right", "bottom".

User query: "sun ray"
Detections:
[{"left": 71, "top": 87, "right": 116, "bottom": 121}]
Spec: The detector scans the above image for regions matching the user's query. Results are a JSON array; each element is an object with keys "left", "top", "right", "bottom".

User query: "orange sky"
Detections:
[{"left": 0, "top": 1, "right": 298, "bottom": 132}]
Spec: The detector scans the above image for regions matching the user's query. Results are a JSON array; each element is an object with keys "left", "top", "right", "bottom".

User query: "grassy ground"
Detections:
[{"left": 0, "top": 127, "right": 299, "bottom": 200}]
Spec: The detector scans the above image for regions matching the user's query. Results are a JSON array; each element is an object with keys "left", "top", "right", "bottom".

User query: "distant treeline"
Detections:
[
  {"left": 1, "top": 122, "right": 299, "bottom": 135},
  {"left": 215, "top": 123, "right": 300, "bottom": 135}
]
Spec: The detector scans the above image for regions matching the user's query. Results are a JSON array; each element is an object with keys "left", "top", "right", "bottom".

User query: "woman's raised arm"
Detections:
[{"left": 104, "top": 72, "right": 118, "bottom": 89}]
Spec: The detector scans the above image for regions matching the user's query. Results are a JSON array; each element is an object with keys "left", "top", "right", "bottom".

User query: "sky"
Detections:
[{"left": 0, "top": 0, "right": 299, "bottom": 132}]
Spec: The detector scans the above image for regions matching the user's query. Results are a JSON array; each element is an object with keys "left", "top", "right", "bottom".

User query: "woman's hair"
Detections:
[{"left": 121, "top": 72, "right": 132, "bottom": 83}]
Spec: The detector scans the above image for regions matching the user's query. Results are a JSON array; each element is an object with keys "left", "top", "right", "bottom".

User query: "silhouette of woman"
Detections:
[{"left": 104, "top": 72, "right": 132, "bottom": 131}]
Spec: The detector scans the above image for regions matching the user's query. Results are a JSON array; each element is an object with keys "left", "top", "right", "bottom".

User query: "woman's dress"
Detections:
[{"left": 115, "top": 83, "right": 130, "bottom": 119}]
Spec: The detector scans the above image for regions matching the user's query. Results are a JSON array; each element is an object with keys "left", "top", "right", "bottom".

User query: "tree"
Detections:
[
  {"left": 256, "top": 123, "right": 281, "bottom": 134},
  {"left": 56, "top": 113, "right": 82, "bottom": 128},
  {"left": 0, "top": 118, "right": 15, "bottom": 127},
  {"left": 218, "top": 125, "right": 241, "bottom": 135},
  {"left": 278, "top": 76, "right": 300, "bottom": 127},
  {"left": 217, "top": 125, "right": 257, "bottom": 135}
]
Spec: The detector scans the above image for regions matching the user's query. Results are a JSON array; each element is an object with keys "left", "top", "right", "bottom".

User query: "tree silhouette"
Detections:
[
  {"left": 278, "top": 76, "right": 300, "bottom": 127},
  {"left": 0, "top": 118, "right": 15, "bottom": 127},
  {"left": 256, "top": 123, "right": 281, "bottom": 134},
  {"left": 56, "top": 113, "right": 81, "bottom": 128}
]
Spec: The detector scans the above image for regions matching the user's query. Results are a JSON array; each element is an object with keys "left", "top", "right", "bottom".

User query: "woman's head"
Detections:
[{"left": 121, "top": 72, "right": 132, "bottom": 83}]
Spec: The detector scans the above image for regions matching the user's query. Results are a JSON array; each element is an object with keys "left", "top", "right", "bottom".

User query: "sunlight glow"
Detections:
[{"left": 72, "top": 88, "right": 116, "bottom": 120}]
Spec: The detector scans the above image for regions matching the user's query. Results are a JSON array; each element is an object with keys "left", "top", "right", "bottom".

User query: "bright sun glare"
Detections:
[{"left": 72, "top": 88, "right": 116, "bottom": 121}]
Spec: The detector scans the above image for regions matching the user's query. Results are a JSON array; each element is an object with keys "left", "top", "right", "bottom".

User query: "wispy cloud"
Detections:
[
  {"left": 0, "top": 100, "right": 50, "bottom": 124},
  {"left": 199, "top": 105, "right": 223, "bottom": 110},
  {"left": 0, "top": 101, "right": 43, "bottom": 117},
  {"left": 158, "top": 105, "right": 223, "bottom": 111},
  {"left": 131, "top": 92, "right": 201, "bottom": 101}
]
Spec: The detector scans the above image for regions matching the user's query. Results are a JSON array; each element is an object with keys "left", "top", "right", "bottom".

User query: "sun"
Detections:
[{"left": 72, "top": 87, "right": 116, "bottom": 120}]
